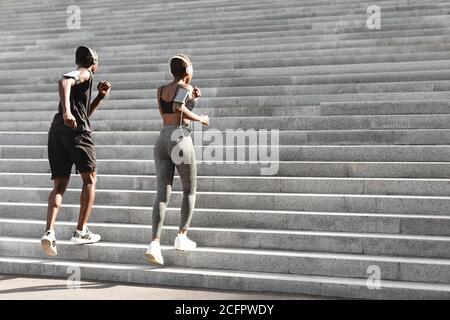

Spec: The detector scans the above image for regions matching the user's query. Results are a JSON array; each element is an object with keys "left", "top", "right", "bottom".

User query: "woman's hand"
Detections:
[
  {"left": 192, "top": 86, "right": 201, "bottom": 100},
  {"left": 200, "top": 114, "right": 209, "bottom": 126}
]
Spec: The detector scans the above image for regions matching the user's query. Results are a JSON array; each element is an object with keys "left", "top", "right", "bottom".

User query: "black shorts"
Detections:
[{"left": 48, "top": 131, "right": 96, "bottom": 179}]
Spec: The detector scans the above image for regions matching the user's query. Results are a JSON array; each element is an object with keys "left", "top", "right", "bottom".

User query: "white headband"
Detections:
[{"left": 168, "top": 55, "right": 193, "bottom": 75}]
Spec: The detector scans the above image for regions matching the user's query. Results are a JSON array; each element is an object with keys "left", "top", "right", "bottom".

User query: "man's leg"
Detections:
[
  {"left": 76, "top": 171, "right": 97, "bottom": 231},
  {"left": 45, "top": 177, "right": 70, "bottom": 231}
]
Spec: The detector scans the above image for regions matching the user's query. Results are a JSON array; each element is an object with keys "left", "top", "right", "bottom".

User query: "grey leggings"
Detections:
[{"left": 152, "top": 125, "right": 197, "bottom": 238}]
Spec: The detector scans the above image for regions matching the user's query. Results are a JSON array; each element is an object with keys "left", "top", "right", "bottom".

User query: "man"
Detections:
[{"left": 41, "top": 45, "right": 111, "bottom": 256}]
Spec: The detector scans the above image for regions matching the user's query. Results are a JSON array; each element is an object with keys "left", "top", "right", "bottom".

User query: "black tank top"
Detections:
[{"left": 49, "top": 70, "right": 93, "bottom": 133}]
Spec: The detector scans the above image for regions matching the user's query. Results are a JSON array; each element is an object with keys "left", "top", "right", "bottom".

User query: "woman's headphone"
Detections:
[{"left": 168, "top": 55, "right": 193, "bottom": 75}]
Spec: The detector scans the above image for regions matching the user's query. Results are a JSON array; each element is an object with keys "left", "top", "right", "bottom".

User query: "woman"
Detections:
[{"left": 145, "top": 54, "right": 209, "bottom": 265}]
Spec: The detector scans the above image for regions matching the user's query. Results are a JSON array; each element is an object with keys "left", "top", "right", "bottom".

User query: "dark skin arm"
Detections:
[
  {"left": 59, "top": 69, "right": 91, "bottom": 128},
  {"left": 59, "top": 69, "right": 111, "bottom": 127},
  {"left": 88, "top": 81, "right": 111, "bottom": 117},
  {"left": 59, "top": 77, "right": 77, "bottom": 128}
]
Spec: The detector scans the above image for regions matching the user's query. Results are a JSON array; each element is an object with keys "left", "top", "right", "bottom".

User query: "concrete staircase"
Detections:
[{"left": 1, "top": 0, "right": 450, "bottom": 299}]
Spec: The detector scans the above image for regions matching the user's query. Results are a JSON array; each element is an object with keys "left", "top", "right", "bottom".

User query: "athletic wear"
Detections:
[
  {"left": 145, "top": 241, "right": 164, "bottom": 265},
  {"left": 152, "top": 125, "right": 197, "bottom": 239},
  {"left": 48, "top": 69, "right": 96, "bottom": 179},
  {"left": 158, "top": 85, "right": 177, "bottom": 114},
  {"left": 158, "top": 85, "right": 193, "bottom": 114},
  {"left": 48, "top": 131, "right": 96, "bottom": 179},
  {"left": 41, "top": 230, "right": 57, "bottom": 256},
  {"left": 49, "top": 69, "right": 94, "bottom": 133},
  {"left": 70, "top": 227, "right": 101, "bottom": 244},
  {"left": 174, "top": 234, "right": 197, "bottom": 251}
]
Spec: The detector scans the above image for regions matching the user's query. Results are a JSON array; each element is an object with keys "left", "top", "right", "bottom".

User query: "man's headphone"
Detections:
[
  {"left": 75, "top": 45, "right": 98, "bottom": 67},
  {"left": 168, "top": 55, "right": 193, "bottom": 75}
]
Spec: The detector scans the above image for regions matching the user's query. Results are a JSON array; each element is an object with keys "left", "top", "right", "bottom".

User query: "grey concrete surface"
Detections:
[{"left": 0, "top": 274, "right": 323, "bottom": 300}]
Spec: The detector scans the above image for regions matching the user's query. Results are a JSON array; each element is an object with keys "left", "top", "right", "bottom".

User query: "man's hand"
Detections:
[
  {"left": 63, "top": 112, "right": 77, "bottom": 129},
  {"left": 97, "top": 81, "right": 111, "bottom": 97},
  {"left": 192, "top": 86, "right": 201, "bottom": 100}
]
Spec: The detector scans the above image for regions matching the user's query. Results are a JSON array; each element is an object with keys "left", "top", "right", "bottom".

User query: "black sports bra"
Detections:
[{"left": 158, "top": 85, "right": 176, "bottom": 114}]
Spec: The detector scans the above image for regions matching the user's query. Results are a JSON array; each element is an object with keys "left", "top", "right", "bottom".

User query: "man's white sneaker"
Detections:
[
  {"left": 70, "top": 227, "right": 101, "bottom": 244},
  {"left": 174, "top": 234, "right": 197, "bottom": 251},
  {"left": 145, "top": 241, "right": 164, "bottom": 265},
  {"left": 41, "top": 230, "right": 57, "bottom": 256}
]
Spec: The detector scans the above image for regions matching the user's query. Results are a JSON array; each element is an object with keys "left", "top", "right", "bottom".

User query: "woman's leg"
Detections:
[
  {"left": 152, "top": 156, "right": 175, "bottom": 241},
  {"left": 176, "top": 136, "right": 197, "bottom": 234}
]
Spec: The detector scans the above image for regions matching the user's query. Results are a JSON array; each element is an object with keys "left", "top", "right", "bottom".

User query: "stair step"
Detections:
[
  {"left": 1, "top": 236, "right": 450, "bottom": 284},
  {"left": 0, "top": 201, "right": 448, "bottom": 235},
  {"left": 4, "top": 173, "right": 450, "bottom": 196},
  {"left": 0, "top": 255, "right": 449, "bottom": 298},
  {"left": 1, "top": 218, "right": 450, "bottom": 258}
]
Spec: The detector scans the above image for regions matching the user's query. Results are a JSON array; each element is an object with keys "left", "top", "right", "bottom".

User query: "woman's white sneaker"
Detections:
[
  {"left": 174, "top": 234, "right": 197, "bottom": 251},
  {"left": 145, "top": 241, "right": 164, "bottom": 265},
  {"left": 70, "top": 227, "right": 101, "bottom": 244},
  {"left": 41, "top": 230, "right": 57, "bottom": 256}
]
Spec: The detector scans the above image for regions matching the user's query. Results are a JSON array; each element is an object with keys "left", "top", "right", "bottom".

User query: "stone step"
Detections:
[
  {"left": 14, "top": 23, "right": 450, "bottom": 59},
  {"left": 4, "top": 39, "right": 450, "bottom": 67},
  {"left": 14, "top": 29, "right": 450, "bottom": 59},
  {"left": 4, "top": 7, "right": 449, "bottom": 44},
  {"left": 6, "top": 113, "right": 450, "bottom": 132},
  {"left": 25, "top": 14, "right": 450, "bottom": 43},
  {"left": 5, "top": 41, "right": 450, "bottom": 79},
  {"left": 0, "top": 0, "right": 434, "bottom": 20},
  {"left": 3, "top": 129, "right": 450, "bottom": 146},
  {"left": 4, "top": 173, "right": 450, "bottom": 197},
  {"left": 4, "top": 80, "right": 450, "bottom": 103},
  {"left": 2, "top": 159, "right": 450, "bottom": 178},
  {"left": 320, "top": 100, "right": 450, "bottom": 115},
  {"left": 3, "top": 145, "right": 450, "bottom": 162},
  {"left": 3, "top": 187, "right": 450, "bottom": 215},
  {"left": 4, "top": 59, "right": 450, "bottom": 86},
  {"left": 5, "top": 21, "right": 450, "bottom": 55},
  {"left": 1, "top": 256, "right": 448, "bottom": 299},
  {"left": 4, "top": 3, "right": 447, "bottom": 36},
  {"left": 1, "top": 218, "right": 450, "bottom": 258},
  {"left": 4, "top": 67, "right": 450, "bottom": 94},
  {"left": 0, "top": 202, "right": 448, "bottom": 235},
  {"left": 1, "top": 237, "right": 450, "bottom": 284}
]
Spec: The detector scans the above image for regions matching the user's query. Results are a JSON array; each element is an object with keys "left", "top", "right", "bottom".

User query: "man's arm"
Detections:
[
  {"left": 59, "top": 77, "right": 76, "bottom": 128},
  {"left": 59, "top": 69, "right": 92, "bottom": 128},
  {"left": 89, "top": 81, "right": 111, "bottom": 117}
]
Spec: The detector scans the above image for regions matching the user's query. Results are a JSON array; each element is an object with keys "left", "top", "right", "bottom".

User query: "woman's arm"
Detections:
[{"left": 173, "top": 102, "right": 209, "bottom": 125}]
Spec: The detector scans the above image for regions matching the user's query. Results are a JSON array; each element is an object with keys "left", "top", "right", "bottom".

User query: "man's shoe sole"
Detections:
[
  {"left": 41, "top": 238, "right": 57, "bottom": 256},
  {"left": 70, "top": 237, "right": 101, "bottom": 244}
]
